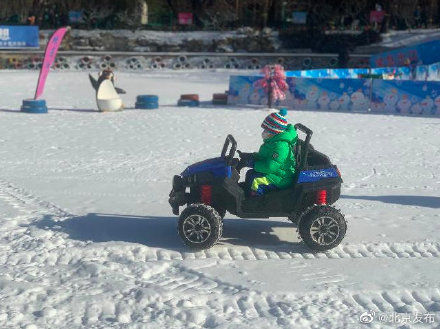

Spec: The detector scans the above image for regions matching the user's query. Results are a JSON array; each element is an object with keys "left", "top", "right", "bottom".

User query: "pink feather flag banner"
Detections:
[{"left": 34, "top": 27, "right": 69, "bottom": 100}]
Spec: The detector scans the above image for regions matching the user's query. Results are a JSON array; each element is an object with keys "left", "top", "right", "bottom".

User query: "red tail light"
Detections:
[
  {"left": 317, "top": 189, "right": 327, "bottom": 205},
  {"left": 201, "top": 185, "right": 212, "bottom": 205}
]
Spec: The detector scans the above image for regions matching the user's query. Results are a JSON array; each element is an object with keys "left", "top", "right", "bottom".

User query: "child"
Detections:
[{"left": 238, "top": 108, "right": 298, "bottom": 196}]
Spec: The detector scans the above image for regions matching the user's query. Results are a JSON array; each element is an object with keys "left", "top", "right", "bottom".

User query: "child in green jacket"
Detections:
[{"left": 239, "top": 108, "right": 298, "bottom": 196}]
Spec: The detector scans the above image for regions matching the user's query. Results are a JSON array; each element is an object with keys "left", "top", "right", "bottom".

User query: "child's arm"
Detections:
[{"left": 254, "top": 142, "right": 289, "bottom": 174}]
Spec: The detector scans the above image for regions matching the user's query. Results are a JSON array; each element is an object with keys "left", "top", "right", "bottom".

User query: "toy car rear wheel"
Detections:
[
  {"left": 178, "top": 204, "right": 223, "bottom": 250},
  {"left": 215, "top": 207, "right": 226, "bottom": 219},
  {"left": 298, "top": 205, "right": 346, "bottom": 251}
]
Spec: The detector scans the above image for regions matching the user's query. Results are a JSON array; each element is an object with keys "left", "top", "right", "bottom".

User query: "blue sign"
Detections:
[
  {"left": 292, "top": 12, "right": 307, "bottom": 24},
  {"left": 69, "top": 11, "right": 84, "bottom": 24},
  {"left": 0, "top": 26, "right": 39, "bottom": 48}
]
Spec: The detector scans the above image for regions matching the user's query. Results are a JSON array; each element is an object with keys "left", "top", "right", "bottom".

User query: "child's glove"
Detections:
[{"left": 237, "top": 150, "right": 254, "bottom": 171}]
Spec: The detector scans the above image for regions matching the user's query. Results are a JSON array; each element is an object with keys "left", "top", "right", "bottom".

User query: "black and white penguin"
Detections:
[{"left": 89, "top": 68, "right": 126, "bottom": 94}]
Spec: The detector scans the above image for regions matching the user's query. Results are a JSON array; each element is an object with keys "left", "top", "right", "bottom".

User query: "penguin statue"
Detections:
[
  {"left": 89, "top": 69, "right": 125, "bottom": 112},
  {"left": 89, "top": 69, "right": 126, "bottom": 94}
]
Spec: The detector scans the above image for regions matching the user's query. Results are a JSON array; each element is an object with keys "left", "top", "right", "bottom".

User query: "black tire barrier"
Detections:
[
  {"left": 21, "top": 99, "right": 48, "bottom": 113},
  {"left": 303, "top": 58, "right": 312, "bottom": 68},
  {"left": 126, "top": 57, "right": 142, "bottom": 70},
  {"left": 81, "top": 56, "right": 91, "bottom": 64},
  {"left": 129, "top": 63, "right": 143, "bottom": 70},
  {"left": 277, "top": 57, "right": 285, "bottom": 64},
  {"left": 104, "top": 55, "right": 112, "bottom": 62},
  {"left": 329, "top": 58, "right": 338, "bottom": 67},
  {"left": 0, "top": 53, "right": 370, "bottom": 72},
  {"left": 173, "top": 63, "right": 182, "bottom": 70}
]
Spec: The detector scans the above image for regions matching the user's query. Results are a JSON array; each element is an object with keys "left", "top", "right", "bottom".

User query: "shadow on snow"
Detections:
[
  {"left": 342, "top": 194, "right": 440, "bottom": 208},
  {"left": 34, "top": 213, "right": 308, "bottom": 253}
]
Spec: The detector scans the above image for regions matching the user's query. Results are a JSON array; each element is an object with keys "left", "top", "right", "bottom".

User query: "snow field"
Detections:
[{"left": 0, "top": 70, "right": 439, "bottom": 328}]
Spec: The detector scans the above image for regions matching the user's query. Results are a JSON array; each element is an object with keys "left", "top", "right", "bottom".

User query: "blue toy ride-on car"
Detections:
[{"left": 169, "top": 124, "right": 346, "bottom": 251}]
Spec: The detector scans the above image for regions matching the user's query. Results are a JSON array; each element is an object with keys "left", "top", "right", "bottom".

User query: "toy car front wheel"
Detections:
[
  {"left": 298, "top": 205, "right": 346, "bottom": 251},
  {"left": 178, "top": 204, "right": 223, "bottom": 250}
]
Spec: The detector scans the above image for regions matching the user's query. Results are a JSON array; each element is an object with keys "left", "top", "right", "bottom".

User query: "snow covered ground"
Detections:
[{"left": 0, "top": 70, "right": 439, "bottom": 329}]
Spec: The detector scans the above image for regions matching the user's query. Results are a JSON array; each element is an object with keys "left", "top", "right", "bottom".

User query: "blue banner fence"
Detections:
[
  {"left": 370, "top": 40, "right": 440, "bottom": 68},
  {"left": 228, "top": 73, "right": 440, "bottom": 116}
]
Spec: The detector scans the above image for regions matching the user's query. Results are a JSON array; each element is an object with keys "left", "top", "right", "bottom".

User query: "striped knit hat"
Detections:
[{"left": 261, "top": 108, "right": 288, "bottom": 135}]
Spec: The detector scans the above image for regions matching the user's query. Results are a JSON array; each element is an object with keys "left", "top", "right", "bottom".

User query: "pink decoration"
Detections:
[
  {"left": 254, "top": 65, "right": 288, "bottom": 105},
  {"left": 178, "top": 13, "right": 193, "bottom": 25},
  {"left": 34, "top": 27, "right": 68, "bottom": 99}
]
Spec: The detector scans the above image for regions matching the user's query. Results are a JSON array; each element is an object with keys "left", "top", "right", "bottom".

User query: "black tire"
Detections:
[
  {"left": 298, "top": 205, "right": 346, "bottom": 251},
  {"left": 287, "top": 214, "right": 299, "bottom": 226},
  {"left": 215, "top": 207, "right": 226, "bottom": 219},
  {"left": 178, "top": 204, "right": 223, "bottom": 250}
]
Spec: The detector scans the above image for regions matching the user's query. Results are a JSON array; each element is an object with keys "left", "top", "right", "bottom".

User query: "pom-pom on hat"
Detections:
[{"left": 261, "top": 108, "right": 288, "bottom": 135}]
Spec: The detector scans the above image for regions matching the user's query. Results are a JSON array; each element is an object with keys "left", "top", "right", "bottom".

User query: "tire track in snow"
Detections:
[
  {"left": 3, "top": 239, "right": 440, "bottom": 268},
  {"left": 136, "top": 241, "right": 440, "bottom": 262},
  {"left": 0, "top": 178, "right": 72, "bottom": 218},
  {"left": 131, "top": 279, "right": 440, "bottom": 327},
  {"left": 143, "top": 264, "right": 244, "bottom": 295}
]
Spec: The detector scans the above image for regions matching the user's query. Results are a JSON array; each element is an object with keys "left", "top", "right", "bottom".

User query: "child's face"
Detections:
[{"left": 262, "top": 130, "right": 272, "bottom": 140}]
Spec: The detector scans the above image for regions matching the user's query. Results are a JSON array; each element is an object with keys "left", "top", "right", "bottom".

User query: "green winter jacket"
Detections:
[{"left": 254, "top": 124, "right": 298, "bottom": 188}]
